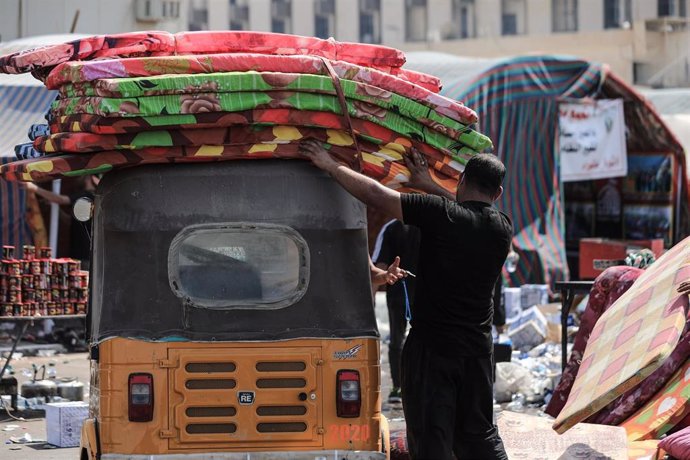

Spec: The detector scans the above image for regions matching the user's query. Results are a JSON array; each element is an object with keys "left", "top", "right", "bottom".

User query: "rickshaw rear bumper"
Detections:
[{"left": 101, "top": 451, "right": 386, "bottom": 460}]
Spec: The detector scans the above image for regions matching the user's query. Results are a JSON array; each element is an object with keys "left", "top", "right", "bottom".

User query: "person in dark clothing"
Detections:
[
  {"left": 369, "top": 254, "right": 407, "bottom": 293},
  {"left": 493, "top": 279, "right": 506, "bottom": 332},
  {"left": 24, "top": 175, "right": 98, "bottom": 270},
  {"left": 372, "top": 219, "right": 420, "bottom": 403},
  {"left": 301, "top": 140, "right": 511, "bottom": 460}
]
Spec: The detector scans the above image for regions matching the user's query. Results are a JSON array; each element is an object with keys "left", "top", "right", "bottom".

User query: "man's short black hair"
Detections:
[{"left": 462, "top": 154, "right": 506, "bottom": 196}]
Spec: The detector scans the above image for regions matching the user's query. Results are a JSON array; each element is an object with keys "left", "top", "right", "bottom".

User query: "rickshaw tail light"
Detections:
[
  {"left": 128, "top": 373, "right": 153, "bottom": 422},
  {"left": 336, "top": 370, "right": 361, "bottom": 418}
]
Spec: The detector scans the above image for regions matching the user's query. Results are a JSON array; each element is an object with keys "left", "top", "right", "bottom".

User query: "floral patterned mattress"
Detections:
[{"left": 0, "top": 31, "right": 485, "bottom": 192}]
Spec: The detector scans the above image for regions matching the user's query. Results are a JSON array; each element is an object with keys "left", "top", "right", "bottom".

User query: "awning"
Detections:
[
  {"left": 0, "top": 85, "right": 56, "bottom": 158},
  {"left": 0, "top": 34, "right": 88, "bottom": 248},
  {"left": 0, "top": 85, "right": 55, "bottom": 248}
]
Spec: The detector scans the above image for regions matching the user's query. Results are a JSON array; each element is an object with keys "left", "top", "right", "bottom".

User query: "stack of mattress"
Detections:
[{"left": 0, "top": 31, "right": 491, "bottom": 191}]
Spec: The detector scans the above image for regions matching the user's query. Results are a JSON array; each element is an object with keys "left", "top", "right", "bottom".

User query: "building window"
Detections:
[
  {"left": 188, "top": 0, "right": 209, "bottom": 31},
  {"left": 406, "top": 0, "right": 428, "bottom": 42},
  {"left": 502, "top": 14, "right": 517, "bottom": 35},
  {"left": 271, "top": 0, "right": 292, "bottom": 34},
  {"left": 552, "top": 0, "right": 578, "bottom": 32},
  {"left": 604, "top": 0, "right": 631, "bottom": 28},
  {"left": 314, "top": 0, "right": 336, "bottom": 39},
  {"left": 659, "top": 0, "right": 687, "bottom": 17},
  {"left": 445, "top": 0, "right": 475, "bottom": 39},
  {"left": 359, "top": 0, "right": 381, "bottom": 43},
  {"left": 502, "top": 0, "right": 526, "bottom": 35},
  {"left": 229, "top": 0, "right": 249, "bottom": 30}
]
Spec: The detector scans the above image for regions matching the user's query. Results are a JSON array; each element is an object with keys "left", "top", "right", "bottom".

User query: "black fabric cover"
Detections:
[{"left": 90, "top": 160, "right": 378, "bottom": 342}]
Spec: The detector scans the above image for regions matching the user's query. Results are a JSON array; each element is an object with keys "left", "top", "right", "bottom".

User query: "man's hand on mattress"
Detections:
[
  {"left": 404, "top": 148, "right": 433, "bottom": 190},
  {"left": 300, "top": 140, "right": 339, "bottom": 172}
]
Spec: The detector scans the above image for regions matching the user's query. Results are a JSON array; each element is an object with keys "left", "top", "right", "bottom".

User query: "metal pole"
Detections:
[
  {"left": 561, "top": 290, "right": 570, "bottom": 372},
  {"left": 70, "top": 9, "right": 80, "bottom": 33},
  {"left": 49, "top": 179, "right": 61, "bottom": 256},
  {"left": 17, "top": 0, "right": 23, "bottom": 38}
]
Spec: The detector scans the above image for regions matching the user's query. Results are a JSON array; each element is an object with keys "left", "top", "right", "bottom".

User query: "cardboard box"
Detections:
[
  {"left": 503, "top": 287, "right": 522, "bottom": 319},
  {"left": 579, "top": 238, "right": 665, "bottom": 280},
  {"left": 508, "top": 306, "right": 549, "bottom": 350},
  {"left": 520, "top": 284, "right": 549, "bottom": 309},
  {"left": 537, "top": 303, "right": 563, "bottom": 343},
  {"left": 45, "top": 401, "right": 88, "bottom": 447}
]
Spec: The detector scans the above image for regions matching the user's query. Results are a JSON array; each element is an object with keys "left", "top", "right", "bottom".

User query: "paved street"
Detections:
[{"left": 0, "top": 292, "right": 402, "bottom": 459}]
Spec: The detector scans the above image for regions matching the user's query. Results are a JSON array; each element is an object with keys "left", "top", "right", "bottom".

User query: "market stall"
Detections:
[{"left": 405, "top": 52, "right": 690, "bottom": 285}]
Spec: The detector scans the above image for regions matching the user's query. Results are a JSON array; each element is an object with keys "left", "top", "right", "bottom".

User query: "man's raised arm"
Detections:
[{"left": 300, "top": 140, "right": 403, "bottom": 221}]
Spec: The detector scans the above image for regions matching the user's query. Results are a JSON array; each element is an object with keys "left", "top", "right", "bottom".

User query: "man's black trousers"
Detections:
[
  {"left": 401, "top": 331, "right": 508, "bottom": 460},
  {"left": 387, "top": 294, "right": 408, "bottom": 389}
]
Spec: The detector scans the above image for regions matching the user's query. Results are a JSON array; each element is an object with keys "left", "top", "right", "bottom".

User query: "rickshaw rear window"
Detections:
[{"left": 168, "top": 224, "right": 309, "bottom": 309}]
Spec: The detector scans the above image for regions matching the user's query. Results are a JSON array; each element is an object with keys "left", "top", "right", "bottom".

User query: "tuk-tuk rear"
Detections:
[{"left": 82, "top": 160, "right": 388, "bottom": 459}]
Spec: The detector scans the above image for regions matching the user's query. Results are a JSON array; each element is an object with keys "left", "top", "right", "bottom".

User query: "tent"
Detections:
[
  {"left": 405, "top": 53, "right": 689, "bottom": 286},
  {"left": 0, "top": 35, "right": 86, "bottom": 250}
]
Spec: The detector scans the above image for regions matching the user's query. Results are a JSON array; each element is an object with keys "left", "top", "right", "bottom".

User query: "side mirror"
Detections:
[{"left": 72, "top": 196, "right": 93, "bottom": 223}]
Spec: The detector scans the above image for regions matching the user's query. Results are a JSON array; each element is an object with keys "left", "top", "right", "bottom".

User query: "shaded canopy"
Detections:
[
  {"left": 0, "top": 35, "right": 89, "bottom": 248},
  {"left": 405, "top": 53, "right": 688, "bottom": 286}
]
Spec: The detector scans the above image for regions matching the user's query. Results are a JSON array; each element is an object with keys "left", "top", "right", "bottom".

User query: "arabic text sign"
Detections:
[{"left": 559, "top": 99, "right": 627, "bottom": 182}]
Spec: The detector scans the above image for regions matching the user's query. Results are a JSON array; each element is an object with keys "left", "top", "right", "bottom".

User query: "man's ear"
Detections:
[{"left": 493, "top": 185, "right": 504, "bottom": 202}]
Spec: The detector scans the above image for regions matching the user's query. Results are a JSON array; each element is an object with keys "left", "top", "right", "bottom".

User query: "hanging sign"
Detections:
[{"left": 559, "top": 99, "right": 627, "bottom": 182}]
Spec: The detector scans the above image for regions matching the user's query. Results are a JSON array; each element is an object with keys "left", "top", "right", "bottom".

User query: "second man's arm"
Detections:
[{"left": 300, "top": 140, "right": 403, "bottom": 221}]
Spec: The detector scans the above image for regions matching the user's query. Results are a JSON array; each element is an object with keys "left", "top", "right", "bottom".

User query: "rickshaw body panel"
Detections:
[{"left": 91, "top": 338, "right": 382, "bottom": 455}]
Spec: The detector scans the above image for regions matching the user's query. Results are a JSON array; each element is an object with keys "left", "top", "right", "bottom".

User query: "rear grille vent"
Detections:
[
  {"left": 256, "top": 378, "right": 306, "bottom": 388},
  {"left": 185, "top": 379, "right": 236, "bottom": 390},
  {"left": 256, "top": 361, "right": 306, "bottom": 372},
  {"left": 186, "top": 423, "right": 237, "bottom": 434},
  {"left": 256, "top": 405, "right": 307, "bottom": 416},
  {"left": 172, "top": 349, "right": 320, "bottom": 445},
  {"left": 257, "top": 422, "right": 307, "bottom": 433},
  {"left": 186, "top": 406, "right": 237, "bottom": 417},
  {"left": 186, "top": 362, "right": 236, "bottom": 373}
]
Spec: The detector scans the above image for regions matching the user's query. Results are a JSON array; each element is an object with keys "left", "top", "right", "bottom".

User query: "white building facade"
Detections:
[{"left": 1, "top": 0, "right": 688, "bottom": 87}]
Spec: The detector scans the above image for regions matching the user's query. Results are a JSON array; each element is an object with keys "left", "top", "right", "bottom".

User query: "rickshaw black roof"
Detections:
[{"left": 89, "top": 160, "right": 379, "bottom": 343}]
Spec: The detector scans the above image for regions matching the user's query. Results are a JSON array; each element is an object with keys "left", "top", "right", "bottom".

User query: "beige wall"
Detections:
[
  {"left": 476, "top": 0, "right": 502, "bottom": 38},
  {"left": 381, "top": 0, "right": 406, "bottom": 44},
  {"left": 401, "top": 28, "right": 637, "bottom": 82},
  {"left": 579, "top": 0, "right": 604, "bottom": 32},
  {"left": 335, "top": 0, "right": 359, "bottom": 42},
  {"left": 527, "top": 0, "right": 552, "bottom": 35},
  {"left": 207, "top": 0, "right": 228, "bottom": 31},
  {"left": 249, "top": 0, "right": 272, "bottom": 32},
  {"left": 294, "top": 0, "right": 316, "bottom": 37},
  {"left": 1, "top": 0, "right": 687, "bottom": 87},
  {"left": 428, "top": 0, "right": 452, "bottom": 41},
  {"left": 0, "top": 0, "right": 189, "bottom": 40},
  {"left": 637, "top": 28, "right": 690, "bottom": 87}
]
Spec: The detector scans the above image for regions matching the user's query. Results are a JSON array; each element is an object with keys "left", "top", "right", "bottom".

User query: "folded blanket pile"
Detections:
[{"left": 0, "top": 31, "right": 491, "bottom": 191}]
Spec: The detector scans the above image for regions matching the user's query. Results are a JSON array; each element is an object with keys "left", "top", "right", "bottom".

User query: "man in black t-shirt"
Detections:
[
  {"left": 372, "top": 220, "right": 420, "bottom": 403},
  {"left": 301, "top": 141, "right": 511, "bottom": 460}
]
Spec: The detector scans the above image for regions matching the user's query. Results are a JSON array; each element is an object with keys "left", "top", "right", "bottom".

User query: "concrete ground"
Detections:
[
  {"left": 0, "top": 292, "right": 402, "bottom": 459},
  {"left": 0, "top": 352, "right": 89, "bottom": 459}
]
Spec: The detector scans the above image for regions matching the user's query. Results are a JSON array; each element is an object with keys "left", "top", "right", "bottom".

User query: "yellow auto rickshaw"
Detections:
[{"left": 79, "top": 160, "right": 389, "bottom": 459}]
